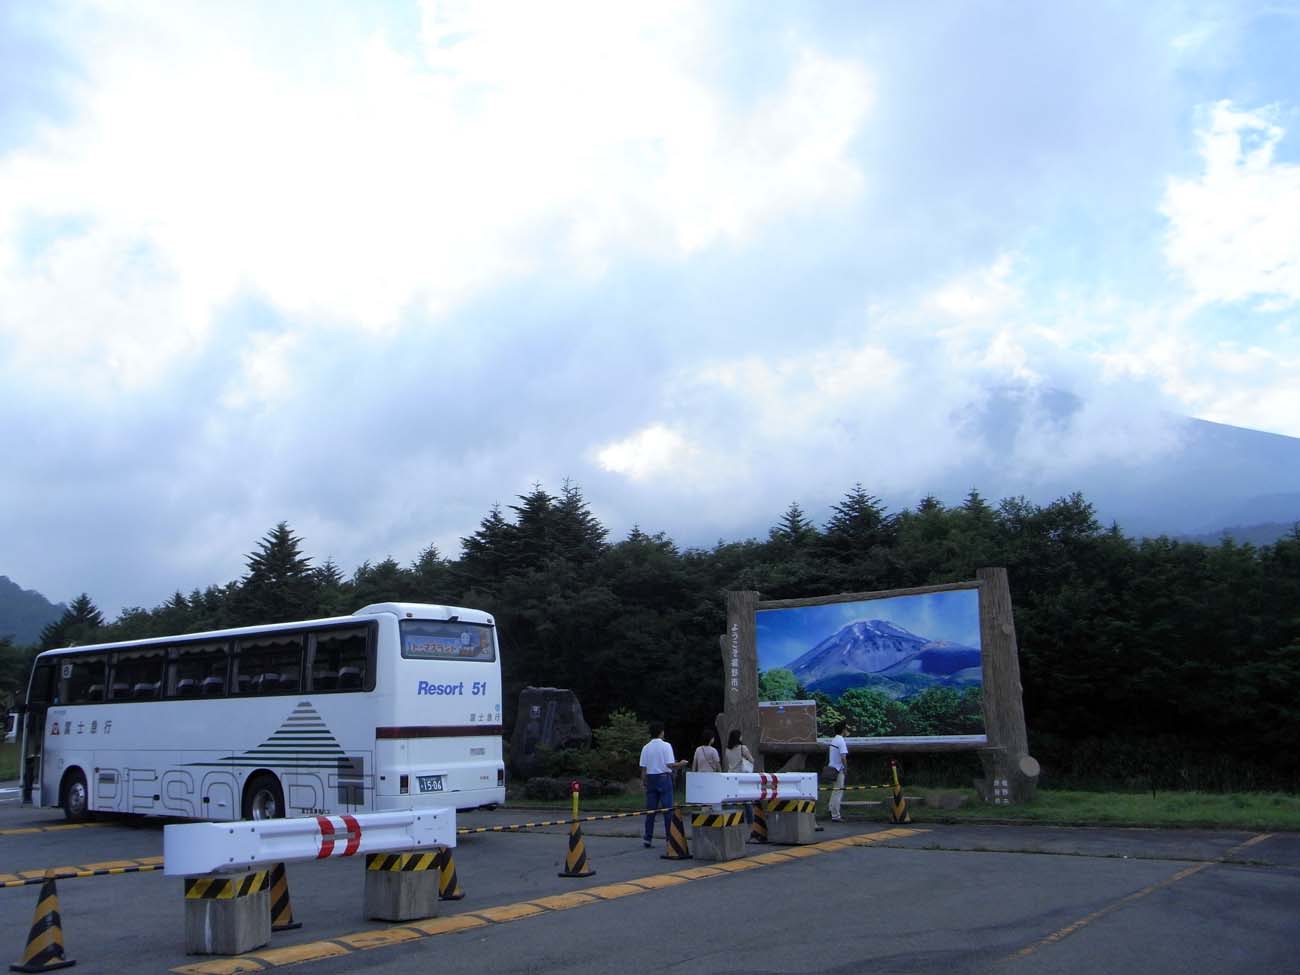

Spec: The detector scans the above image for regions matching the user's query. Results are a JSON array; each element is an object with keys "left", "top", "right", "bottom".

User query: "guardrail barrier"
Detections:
[{"left": 164, "top": 809, "right": 456, "bottom": 956}]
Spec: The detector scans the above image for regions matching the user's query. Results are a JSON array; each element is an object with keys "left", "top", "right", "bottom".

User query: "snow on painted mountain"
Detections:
[{"left": 785, "top": 619, "right": 982, "bottom": 700}]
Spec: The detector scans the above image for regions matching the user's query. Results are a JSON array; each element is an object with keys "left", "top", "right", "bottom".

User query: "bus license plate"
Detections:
[{"left": 418, "top": 775, "right": 444, "bottom": 793}]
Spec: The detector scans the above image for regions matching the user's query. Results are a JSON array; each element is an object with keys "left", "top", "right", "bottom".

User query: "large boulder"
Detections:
[{"left": 509, "top": 687, "right": 592, "bottom": 778}]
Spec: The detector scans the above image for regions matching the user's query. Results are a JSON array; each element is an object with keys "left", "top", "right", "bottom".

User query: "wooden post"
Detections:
[
  {"left": 718, "top": 591, "right": 761, "bottom": 772},
  {"left": 976, "top": 567, "right": 1037, "bottom": 802}
]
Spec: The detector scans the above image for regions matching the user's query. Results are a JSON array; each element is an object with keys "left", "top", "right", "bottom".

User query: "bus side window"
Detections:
[
  {"left": 308, "top": 626, "right": 371, "bottom": 692},
  {"left": 110, "top": 648, "right": 166, "bottom": 701},
  {"left": 167, "top": 642, "right": 228, "bottom": 699},
  {"left": 234, "top": 634, "right": 304, "bottom": 696},
  {"left": 61, "top": 656, "right": 107, "bottom": 705}
]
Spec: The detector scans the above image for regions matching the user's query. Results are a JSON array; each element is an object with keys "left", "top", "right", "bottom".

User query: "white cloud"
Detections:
[
  {"left": 0, "top": 1, "right": 873, "bottom": 395},
  {"left": 1162, "top": 101, "right": 1300, "bottom": 308},
  {"left": 595, "top": 424, "right": 696, "bottom": 482}
]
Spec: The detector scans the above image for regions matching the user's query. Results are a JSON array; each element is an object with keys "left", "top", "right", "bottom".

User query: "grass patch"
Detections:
[
  {"left": 0, "top": 742, "right": 18, "bottom": 780},
  {"left": 862, "top": 787, "right": 1300, "bottom": 831},
  {"left": 506, "top": 783, "right": 1300, "bottom": 831}
]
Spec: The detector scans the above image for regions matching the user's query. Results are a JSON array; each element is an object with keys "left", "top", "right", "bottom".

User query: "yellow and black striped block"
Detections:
[
  {"left": 690, "top": 811, "right": 744, "bottom": 828},
  {"left": 183, "top": 871, "right": 269, "bottom": 901},
  {"left": 660, "top": 806, "right": 692, "bottom": 861},
  {"left": 9, "top": 874, "right": 74, "bottom": 973},
  {"left": 268, "top": 862, "right": 302, "bottom": 932},
  {"left": 748, "top": 804, "right": 768, "bottom": 844},
  {"left": 557, "top": 822, "right": 596, "bottom": 878},
  {"left": 365, "top": 852, "right": 440, "bottom": 873},
  {"left": 436, "top": 847, "right": 465, "bottom": 901},
  {"left": 889, "top": 786, "right": 911, "bottom": 824},
  {"left": 767, "top": 799, "right": 816, "bottom": 815}
]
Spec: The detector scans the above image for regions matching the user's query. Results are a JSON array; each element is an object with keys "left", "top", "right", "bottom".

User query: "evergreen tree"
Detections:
[
  {"left": 38, "top": 593, "right": 104, "bottom": 649},
  {"left": 456, "top": 504, "right": 516, "bottom": 596},
  {"left": 770, "top": 501, "right": 818, "bottom": 546},
  {"left": 410, "top": 544, "right": 450, "bottom": 600},
  {"left": 313, "top": 558, "right": 350, "bottom": 616},
  {"left": 351, "top": 557, "right": 412, "bottom": 607},
  {"left": 236, "top": 522, "right": 316, "bottom": 624}
]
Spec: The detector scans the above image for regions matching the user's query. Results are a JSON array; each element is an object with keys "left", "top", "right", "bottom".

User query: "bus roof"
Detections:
[{"left": 34, "top": 602, "right": 494, "bottom": 658}]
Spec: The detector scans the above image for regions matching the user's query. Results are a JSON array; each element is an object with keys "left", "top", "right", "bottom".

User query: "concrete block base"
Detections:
[
  {"left": 692, "top": 824, "right": 748, "bottom": 861},
  {"left": 185, "top": 877, "right": 270, "bottom": 956},
  {"left": 766, "top": 811, "right": 815, "bottom": 845},
  {"left": 364, "top": 868, "right": 441, "bottom": 922}
]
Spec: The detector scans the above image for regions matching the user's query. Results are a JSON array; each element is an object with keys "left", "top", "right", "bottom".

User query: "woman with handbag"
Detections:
[{"left": 724, "top": 729, "right": 755, "bottom": 824}]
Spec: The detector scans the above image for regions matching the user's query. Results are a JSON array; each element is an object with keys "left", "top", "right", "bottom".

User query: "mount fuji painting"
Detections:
[
  {"left": 756, "top": 588, "right": 985, "bottom": 738},
  {"left": 785, "top": 617, "right": 982, "bottom": 699}
]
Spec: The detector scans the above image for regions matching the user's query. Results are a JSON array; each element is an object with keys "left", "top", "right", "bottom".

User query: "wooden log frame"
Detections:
[{"left": 717, "top": 569, "right": 1037, "bottom": 801}]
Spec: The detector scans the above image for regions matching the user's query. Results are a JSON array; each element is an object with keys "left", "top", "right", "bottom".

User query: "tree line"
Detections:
[{"left": 5, "top": 482, "right": 1299, "bottom": 790}]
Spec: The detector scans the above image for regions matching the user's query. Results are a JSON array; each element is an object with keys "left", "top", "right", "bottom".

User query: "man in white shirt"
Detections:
[
  {"left": 639, "top": 721, "right": 686, "bottom": 847},
  {"left": 828, "top": 721, "right": 849, "bottom": 822}
]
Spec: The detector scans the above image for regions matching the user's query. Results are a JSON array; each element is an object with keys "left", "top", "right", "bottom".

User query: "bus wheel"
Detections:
[
  {"left": 243, "top": 773, "right": 284, "bottom": 821},
  {"left": 62, "top": 769, "right": 90, "bottom": 823}
]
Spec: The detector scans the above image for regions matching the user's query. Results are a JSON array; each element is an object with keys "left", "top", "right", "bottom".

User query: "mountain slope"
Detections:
[{"left": 0, "top": 576, "right": 65, "bottom": 645}]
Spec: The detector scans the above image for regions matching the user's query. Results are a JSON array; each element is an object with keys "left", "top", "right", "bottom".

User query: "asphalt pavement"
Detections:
[{"left": 0, "top": 790, "right": 1296, "bottom": 975}]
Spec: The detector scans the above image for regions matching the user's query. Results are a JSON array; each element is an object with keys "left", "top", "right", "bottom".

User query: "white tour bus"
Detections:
[{"left": 18, "top": 602, "right": 505, "bottom": 821}]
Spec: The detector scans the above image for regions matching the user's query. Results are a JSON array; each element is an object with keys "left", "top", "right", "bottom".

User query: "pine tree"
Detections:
[
  {"left": 236, "top": 522, "right": 316, "bottom": 624},
  {"left": 456, "top": 504, "right": 516, "bottom": 595},
  {"left": 553, "top": 480, "right": 609, "bottom": 566},
  {"left": 770, "top": 501, "right": 818, "bottom": 546},
  {"left": 38, "top": 593, "right": 104, "bottom": 649},
  {"left": 410, "top": 544, "right": 450, "bottom": 601}
]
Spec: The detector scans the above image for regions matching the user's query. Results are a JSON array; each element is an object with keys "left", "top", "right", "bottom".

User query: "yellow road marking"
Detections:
[
  {"left": 625, "top": 874, "right": 690, "bottom": 889},
  {"left": 173, "top": 958, "right": 267, "bottom": 974},
  {"left": 334, "top": 929, "right": 423, "bottom": 950},
  {"left": 1, "top": 822, "right": 108, "bottom": 837},
  {"left": 585, "top": 882, "right": 645, "bottom": 900},
  {"left": 251, "top": 943, "right": 350, "bottom": 967},
  {"left": 472, "top": 902, "right": 547, "bottom": 921},
  {"left": 1005, "top": 832, "right": 1275, "bottom": 963},
  {"left": 81, "top": 859, "right": 141, "bottom": 870},
  {"left": 406, "top": 915, "right": 488, "bottom": 936},
  {"left": 530, "top": 892, "right": 599, "bottom": 910},
  {"left": 169, "top": 828, "right": 925, "bottom": 974}
]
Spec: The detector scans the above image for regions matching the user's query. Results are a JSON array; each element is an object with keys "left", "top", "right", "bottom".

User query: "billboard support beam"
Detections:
[
  {"left": 717, "top": 590, "right": 761, "bottom": 773},
  {"left": 976, "top": 567, "right": 1037, "bottom": 803}
]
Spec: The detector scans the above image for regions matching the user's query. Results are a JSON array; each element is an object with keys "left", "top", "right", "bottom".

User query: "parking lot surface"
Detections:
[{"left": 2, "top": 792, "right": 1297, "bottom": 974}]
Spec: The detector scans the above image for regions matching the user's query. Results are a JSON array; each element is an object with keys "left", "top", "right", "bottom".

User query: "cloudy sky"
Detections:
[{"left": 3, "top": 1, "right": 1299, "bottom": 617}]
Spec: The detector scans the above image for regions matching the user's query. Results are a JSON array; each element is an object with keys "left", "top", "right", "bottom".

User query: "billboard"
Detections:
[{"left": 756, "top": 588, "right": 985, "bottom": 740}]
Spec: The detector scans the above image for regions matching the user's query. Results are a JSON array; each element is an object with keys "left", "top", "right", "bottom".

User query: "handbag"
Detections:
[
  {"left": 740, "top": 757, "right": 754, "bottom": 773},
  {"left": 820, "top": 765, "right": 839, "bottom": 781}
]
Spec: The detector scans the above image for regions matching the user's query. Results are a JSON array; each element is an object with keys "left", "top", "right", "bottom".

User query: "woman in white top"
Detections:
[{"left": 724, "top": 729, "right": 755, "bottom": 824}]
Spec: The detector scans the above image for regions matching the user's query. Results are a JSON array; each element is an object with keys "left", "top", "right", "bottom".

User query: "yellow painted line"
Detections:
[
  {"left": 172, "top": 958, "right": 267, "bottom": 974},
  {"left": 750, "top": 851, "right": 797, "bottom": 864},
  {"left": 139, "top": 855, "right": 165, "bottom": 865},
  {"left": 81, "top": 859, "right": 141, "bottom": 871},
  {"left": 0, "top": 874, "right": 17, "bottom": 884},
  {"left": 530, "top": 892, "right": 599, "bottom": 910},
  {"left": 406, "top": 915, "right": 488, "bottom": 936},
  {"left": 0, "top": 821, "right": 109, "bottom": 836},
  {"left": 672, "top": 866, "right": 725, "bottom": 879},
  {"left": 712, "top": 859, "right": 761, "bottom": 872},
  {"left": 585, "top": 882, "right": 645, "bottom": 900},
  {"left": 1007, "top": 862, "right": 1211, "bottom": 962},
  {"left": 625, "top": 873, "right": 690, "bottom": 889},
  {"left": 255, "top": 943, "right": 351, "bottom": 966},
  {"left": 472, "top": 902, "right": 547, "bottom": 921},
  {"left": 168, "top": 829, "right": 923, "bottom": 974},
  {"left": 334, "top": 928, "right": 423, "bottom": 950}
]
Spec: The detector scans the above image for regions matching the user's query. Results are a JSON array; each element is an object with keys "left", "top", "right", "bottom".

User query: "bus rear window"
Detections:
[{"left": 400, "top": 621, "right": 495, "bottom": 662}]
